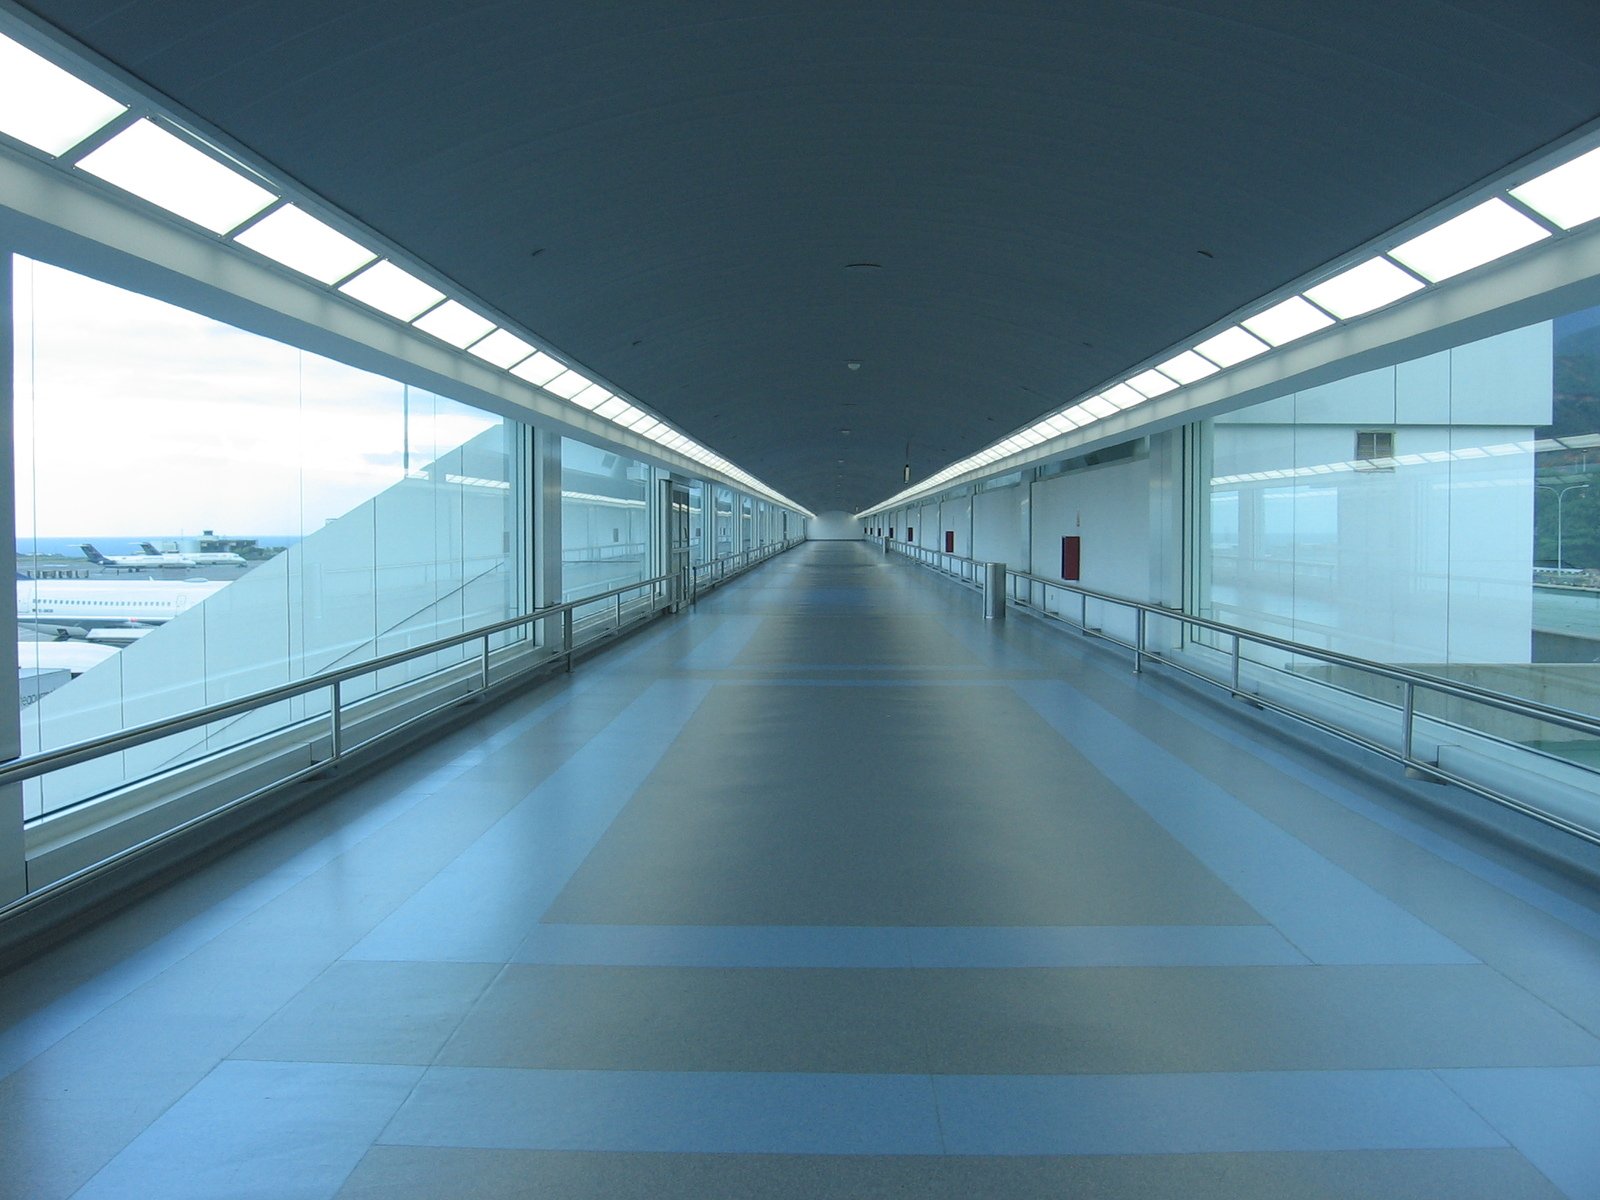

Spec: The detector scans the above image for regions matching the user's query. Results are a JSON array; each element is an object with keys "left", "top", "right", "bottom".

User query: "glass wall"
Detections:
[
  {"left": 1204, "top": 311, "right": 1599, "bottom": 769},
  {"left": 12, "top": 256, "right": 521, "bottom": 817},
  {"left": 686, "top": 479, "right": 706, "bottom": 564},
  {"left": 560, "top": 437, "right": 649, "bottom": 627},
  {"left": 713, "top": 485, "right": 735, "bottom": 557}
]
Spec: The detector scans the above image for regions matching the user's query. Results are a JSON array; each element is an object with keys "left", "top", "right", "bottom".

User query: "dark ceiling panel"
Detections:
[{"left": 23, "top": 0, "right": 1600, "bottom": 511}]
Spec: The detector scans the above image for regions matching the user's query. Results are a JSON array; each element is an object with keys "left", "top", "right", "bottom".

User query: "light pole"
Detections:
[{"left": 1537, "top": 483, "right": 1590, "bottom": 568}]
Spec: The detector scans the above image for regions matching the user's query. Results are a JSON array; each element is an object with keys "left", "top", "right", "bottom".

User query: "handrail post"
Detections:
[
  {"left": 1402, "top": 681, "right": 1416, "bottom": 764},
  {"left": 563, "top": 608, "right": 574, "bottom": 673},
  {"left": 1231, "top": 633, "right": 1241, "bottom": 695},
  {"left": 330, "top": 680, "right": 343, "bottom": 761},
  {"left": 480, "top": 634, "right": 491, "bottom": 693},
  {"left": 1134, "top": 608, "right": 1145, "bottom": 674},
  {"left": 615, "top": 592, "right": 623, "bottom": 629}
]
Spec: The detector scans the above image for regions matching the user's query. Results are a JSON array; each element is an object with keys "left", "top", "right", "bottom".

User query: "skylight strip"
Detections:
[
  {"left": 413, "top": 300, "right": 495, "bottom": 348},
  {"left": 1388, "top": 198, "right": 1549, "bottom": 282},
  {"left": 78, "top": 118, "right": 275, "bottom": 234},
  {"left": 233, "top": 203, "right": 376, "bottom": 285},
  {"left": 0, "top": 31, "right": 127, "bottom": 156},
  {"left": 1303, "top": 257, "right": 1423, "bottom": 319},
  {"left": 1126, "top": 369, "right": 1178, "bottom": 398},
  {"left": 338, "top": 260, "right": 445, "bottom": 321},
  {"left": 1511, "top": 145, "right": 1600, "bottom": 230},
  {"left": 1193, "top": 325, "right": 1270, "bottom": 367},
  {"left": 568, "top": 383, "right": 614, "bottom": 411},
  {"left": 1241, "top": 295, "right": 1334, "bottom": 346},
  {"left": 542, "top": 371, "right": 593, "bottom": 399},
  {"left": 467, "top": 328, "right": 536, "bottom": 369},
  {"left": 509, "top": 351, "right": 568, "bottom": 387},
  {"left": 1155, "top": 350, "right": 1219, "bottom": 385},
  {"left": 1101, "top": 384, "right": 1145, "bottom": 410}
]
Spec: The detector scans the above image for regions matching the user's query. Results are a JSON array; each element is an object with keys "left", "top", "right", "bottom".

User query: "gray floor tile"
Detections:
[
  {"left": 233, "top": 961, "right": 502, "bottom": 1065},
  {"left": 333, "top": 1146, "right": 1567, "bottom": 1200},
  {"left": 437, "top": 965, "right": 932, "bottom": 1072},
  {"left": 545, "top": 682, "right": 1260, "bottom": 927}
]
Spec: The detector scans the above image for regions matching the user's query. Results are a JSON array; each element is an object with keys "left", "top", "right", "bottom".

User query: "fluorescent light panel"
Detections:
[
  {"left": 1081, "top": 395, "right": 1118, "bottom": 419},
  {"left": 1303, "top": 257, "right": 1423, "bottom": 319},
  {"left": 568, "top": 383, "right": 613, "bottom": 410},
  {"left": 1242, "top": 295, "right": 1335, "bottom": 345},
  {"left": 594, "top": 396, "right": 628, "bottom": 420},
  {"left": 468, "top": 328, "right": 535, "bottom": 368},
  {"left": 1127, "top": 369, "right": 1178, "bottom": 398},
  {"left": 1102, "top": 384, "right": 1145, "bottom": 410},
  {"left": 413, "top": 300, "right": 494, "bottom": 348},
  {"left": 1194, "top": 325, "right": 1270, "bottom": 367},
  {"left": 1511, "top": 145, "right": 1600, "bottom": 230},
  {"left": 78, "top": 119, "right": 274, "bottom": 234},
  {"left": 510, "top": 351, "right": 568, "bottom": 387},
  {"left": 0, "top": 32, "right": 126, "bottom": 155},
  {"left": 234, "top": 204, "right": 375, "bottom": 284},
  {"left": 1388, "top": 198, "right": 1549, "bottom": 282},
  {"left": 339, "top": 260, "right": 445, "bottom": 320},
  {"left": 1155, "top": 350, "right": 1219, "bottom": 385},
  {"left": 543, "top": 370, "right": 593, "bottom": 399}
]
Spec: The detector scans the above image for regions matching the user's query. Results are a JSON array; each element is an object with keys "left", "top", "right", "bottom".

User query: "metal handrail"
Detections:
[
  {"left": 883, "top": 538, "right": 1600, "bottom": 746},
  {"left": 3, "top": 571, "right": 683, "bottom": 793},
  {"left": 883, "top": 534, "right": 1600, "bottom": 838},
  {"left": 3, "top": 538, "right": 803, "bottom": 796}
]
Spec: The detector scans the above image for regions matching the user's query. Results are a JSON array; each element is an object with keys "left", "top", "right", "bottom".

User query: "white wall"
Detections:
[
  {"left": 972, "top": 484, "right": 1027, "bottom": 569},
  {"left": 1209, "top": 322, "right": 1549, "bottom": 664},
  {"left": 1029, "top": 455, "right": 1158, "bottom": 642},
  {"left": 809, "top": 510, "right": 860, "bottom": 540}
]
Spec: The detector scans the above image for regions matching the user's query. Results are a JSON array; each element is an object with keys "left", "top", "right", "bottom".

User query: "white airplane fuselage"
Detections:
[{"left": 16, "top": 577, "right": 229, "bottom": 631}]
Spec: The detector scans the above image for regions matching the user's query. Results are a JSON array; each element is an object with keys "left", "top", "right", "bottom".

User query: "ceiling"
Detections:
[{"left": 21, "top": 0, "right": 1600, "bottom": 513}]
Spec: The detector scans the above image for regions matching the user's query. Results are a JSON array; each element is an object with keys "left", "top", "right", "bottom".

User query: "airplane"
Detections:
[
  {"left": 80, "top": 543, "right": 195, "bottom": 570},
  {"left": 141, "top": 542, "right": 247, "bottom": 567},
  {"left": 17, "top": 574, "right": 229, "bottom": 636}
]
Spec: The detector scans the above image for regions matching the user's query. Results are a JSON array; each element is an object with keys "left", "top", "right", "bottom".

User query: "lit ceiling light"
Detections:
[
  {"left": 633, "top": 417, "right": 663, "bottom": 437},
  {"left": 1042, "top": 413, "right": 1080, "bottom": 435},
  {"left": 509, "top": 351, "right": 568, "bottom": 387},
  {"left": 1241, "top": 295, "right": 1335, "bottom": 345},
  {"left": 1511, "top": 145, "right": 1600, "bottom": 230},
  {"left": 1015, "top": 429, "right": 1046, "bottom": 447},
  {"left": 1081, "top": 395, "right": 1119, "bottom": 419},
  {"left": 1303, "top": 257, "right": 1422, "bottom": 319},
  {"left": 569, "top": 383, "right": 614, "bottom": 410},
  {"left": 1194, "top": 325, "right": 1270, "bottom": 367},
  {"left": 414, "top": 300, "right": 495, "bottom": 348},
  {"left": 1127, "top": 369, "right": 1178, "bottom": 398},
  {"left": 594, "top": 396, "right": 628, "bottom": 420},
  {"left": 0, "top": 32, "right": 126, "bottom": 156},
  {"left": 1155, "top": 350, "right": 1220, "bottom": 385},
  {"left": 338, "top": 259, "right": 444, "bottom": 320},
  {"left": 542, "top": 371, "right": 593, "bottom": 400},
  {"left": 78, "top": 118, "right": 274, "bottom": 234},
  {"left": 1101, "top": 384, "right": 1146, "bottom": 410},
  {"left": 233, "top": 204, "right": 376, "bottom": 284},
  {"left": 467, "top": 328, "right": 536, "bottom": 369},
  {"left": 1389, "top": 198, "right": 1550, "bottom": 282}
]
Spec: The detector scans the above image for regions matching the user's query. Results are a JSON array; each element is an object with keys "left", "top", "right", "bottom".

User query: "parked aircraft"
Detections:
[
  {"left": 17, "top": 575, "right": 228, "bottom": 635},
  {"left": 80, "top": 543, "right": 195, "bottom": 570},
  {"left": 141, "top": 542, "right": 247, "bottom": 567}
]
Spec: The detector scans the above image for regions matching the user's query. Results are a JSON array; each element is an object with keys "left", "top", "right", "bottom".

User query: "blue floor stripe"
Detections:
[
  {"left": 346, "top": 679, "right": 714, "bottom": 963},
  {"left": 1013, "top": 680, "right": 1475, "bottom": 965},
  {"left": 1142, "top": 679, "right": 1600, "bottom": 946},
  {"left": 378, "top": 1066, "right": 1503, "bottom": 1158},
  {"left": 382, "top": 1067, "right": 943, "bottom": 1156},
  {"left": 675, "top": 615, "right": 766, "bottom": 670},
  {"left": 512, "top": 923, "right": 1307, "bottom": 968},
  {"left": 1437, "top": 1067, "right": 1600, "bottom": 1200}
]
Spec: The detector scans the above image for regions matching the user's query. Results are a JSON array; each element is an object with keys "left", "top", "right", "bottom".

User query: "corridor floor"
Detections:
[{"left": 5, "top": 541, "right": 1600, "bottom": 1198}]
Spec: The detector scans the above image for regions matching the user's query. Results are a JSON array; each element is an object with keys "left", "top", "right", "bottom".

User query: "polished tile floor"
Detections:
[{"left": 5, "top": 541, "right": 1600, "bottom": 1198}]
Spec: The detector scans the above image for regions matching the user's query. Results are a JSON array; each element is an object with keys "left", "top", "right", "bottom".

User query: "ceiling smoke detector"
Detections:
[{"left": 846, "top": 360, "right": 861, "bottom": 371}]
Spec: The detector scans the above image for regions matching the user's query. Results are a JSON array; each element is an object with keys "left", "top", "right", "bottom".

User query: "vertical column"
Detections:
[
  {"left": 0, "top": 253, "right": 23, "bottom": 905},
  {"left": 532, "top": 427, "right": 563, "bottom": 647}
]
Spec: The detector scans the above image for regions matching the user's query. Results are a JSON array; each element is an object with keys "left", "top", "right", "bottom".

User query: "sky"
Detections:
[{"left": 12, "top": 257, "right": 501, "bottom": 538}]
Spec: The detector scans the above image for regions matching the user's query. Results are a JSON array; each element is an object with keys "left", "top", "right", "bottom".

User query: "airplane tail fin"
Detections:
[
  {"left": 80, "top": 543, "right": 109, "bottom": 564},
  {"left": 140, "top": 542, "right": 161, "bottom": 556}
]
